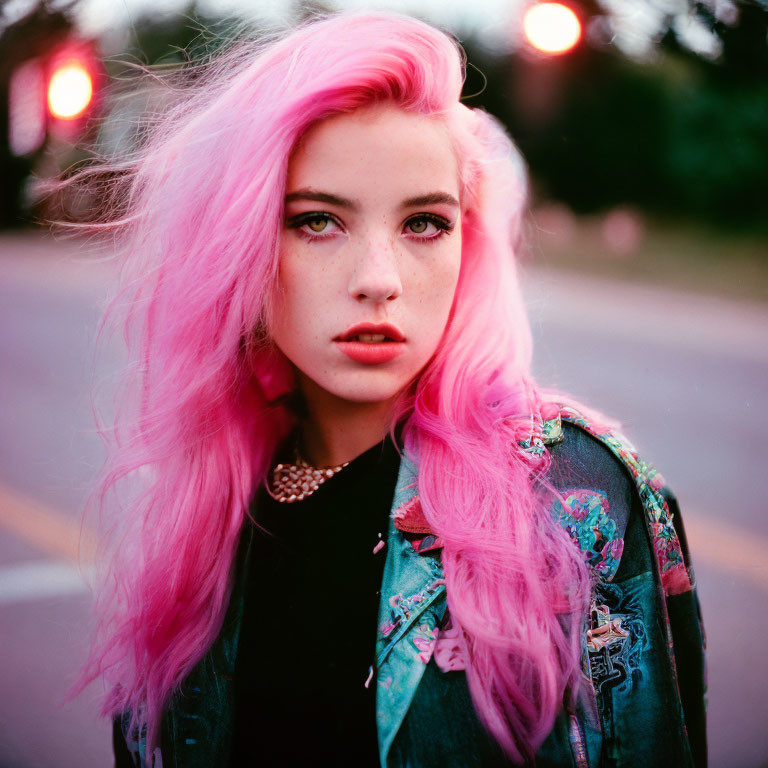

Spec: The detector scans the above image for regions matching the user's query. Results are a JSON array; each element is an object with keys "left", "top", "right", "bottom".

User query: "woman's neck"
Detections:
[{"left": 296, "top": 378, "right": 397, "bottom": 469}]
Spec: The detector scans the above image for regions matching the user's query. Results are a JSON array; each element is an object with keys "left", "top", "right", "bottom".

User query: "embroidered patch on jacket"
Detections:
[
  {"left": 559, "top": 407, "right": 693, "bottom": 596},
  {"left": 552, "top": 489, "right": 624, "bottom": 581},
  {"left": 379, "top": 577, "right": 445, "bottom": 640},
  {"left": 585, "top": 582, "right": 646, "bottom": 739},
  {"left": 649, "top": 520, "right": 691, "bottom": 595},
  {"left": 516, "top": 412, "right": 564, "bottom": 457}
]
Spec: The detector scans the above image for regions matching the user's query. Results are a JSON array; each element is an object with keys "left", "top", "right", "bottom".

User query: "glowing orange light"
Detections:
[
  {"left": 523, "top": 3, "right": 582, "bottom": 55},
  {"left": 47, "top": 61, "right": 93, "bottom": 119}
]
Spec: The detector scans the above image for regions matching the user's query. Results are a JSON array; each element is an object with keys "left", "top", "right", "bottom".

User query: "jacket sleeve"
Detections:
[
  {"left": 548, "top": 419, "right": 707, "bottom": 767},
  {"left": 660, "top": 487, "right": 707, "bottom": 768}
]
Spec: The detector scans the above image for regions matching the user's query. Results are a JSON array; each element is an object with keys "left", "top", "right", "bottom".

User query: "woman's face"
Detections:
[{"left": 270, "top": 103, "right": 463, "bottom": 406}]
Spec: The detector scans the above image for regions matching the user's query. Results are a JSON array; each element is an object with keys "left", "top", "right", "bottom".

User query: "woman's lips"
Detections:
[
  {"left": 335, "top": 339, "right": 405, "bottom": 364},
  {"left": 334, "top": 322, "right": 406, "bottom": 364}
]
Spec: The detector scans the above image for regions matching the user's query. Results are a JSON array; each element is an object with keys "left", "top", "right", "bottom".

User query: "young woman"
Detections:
[{"left": 74, "top": 10, "right": 706, "bottom": 767}]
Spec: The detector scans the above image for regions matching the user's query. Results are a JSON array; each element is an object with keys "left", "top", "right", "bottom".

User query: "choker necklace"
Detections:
[{"left": 266, "top": 449, "right": 350, "bottom": 504}]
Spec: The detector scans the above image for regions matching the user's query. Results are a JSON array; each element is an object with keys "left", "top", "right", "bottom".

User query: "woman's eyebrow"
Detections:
[
  {"left": 284, "top": 189, "right": 460, "bottom": 211},
  {"left": 284, "top": 190, "right": 357, "bottom": 209},
  {"left": 400, "top": 192, "right": 459, "bottom": 209},
  {"left": 285, "top": 189, "right": 459, "bottom": 211}
]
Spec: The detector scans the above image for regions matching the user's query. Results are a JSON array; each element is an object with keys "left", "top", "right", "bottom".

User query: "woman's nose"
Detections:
[{"left": 347, "top": 238, "right": 403, "bottom": 303}]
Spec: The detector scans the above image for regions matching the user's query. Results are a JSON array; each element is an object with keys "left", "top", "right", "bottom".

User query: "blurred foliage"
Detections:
[
  {"left": 110, "top": 3, "right": 246, "bottom": 71},
  {"left": 461, "top": 0, "right": 768, "bottom": 229},
  {"left": 2, "top": 0, "right": 767, "bottom": 232},
  {"left": 110, "top": 0, "right": 767, "bottom": 230}
]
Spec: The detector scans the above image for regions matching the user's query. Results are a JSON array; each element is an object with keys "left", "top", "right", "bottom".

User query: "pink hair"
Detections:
[{"left": 72, "top": 10, "right": 591, "bottom": 763}]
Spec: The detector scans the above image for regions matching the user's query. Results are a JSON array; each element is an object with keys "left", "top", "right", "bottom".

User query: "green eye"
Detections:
[{"left": 408, "top": 219, "right": 429, "bottom": 234}]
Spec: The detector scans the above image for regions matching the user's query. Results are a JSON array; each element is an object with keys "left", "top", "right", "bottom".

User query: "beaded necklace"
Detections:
[{"left": 266, "top": 449, "right": 350, "bottom": 504}]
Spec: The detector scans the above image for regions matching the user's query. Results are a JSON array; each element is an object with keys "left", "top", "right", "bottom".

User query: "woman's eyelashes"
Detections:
[
  {"left": 287, "top": 212, "right": 341, "bottom": 241},
  {"left": 403, "top": 213, "right": 454, "bottom": 240},
  {"left": 286, "top": 211, "right": 455, "bottom": 243}
]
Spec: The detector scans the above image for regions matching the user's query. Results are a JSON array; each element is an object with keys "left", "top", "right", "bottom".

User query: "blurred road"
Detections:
[{"left": 1, "top": 232, "right": 766, "bottom": 768}]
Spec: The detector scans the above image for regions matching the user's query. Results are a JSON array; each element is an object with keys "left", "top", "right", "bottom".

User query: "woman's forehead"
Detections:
[{"left": 286, "top": 104, "right": 460, "bottom": 202}]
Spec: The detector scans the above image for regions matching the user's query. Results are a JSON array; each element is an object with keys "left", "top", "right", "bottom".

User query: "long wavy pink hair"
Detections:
[{"left": 73, "top": 10, "right": 592, "bottom": 763}]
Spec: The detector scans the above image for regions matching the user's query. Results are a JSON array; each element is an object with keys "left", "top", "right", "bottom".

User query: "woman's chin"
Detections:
[{"left": 316, "top": 374, "right": 409, "bottom": 406}]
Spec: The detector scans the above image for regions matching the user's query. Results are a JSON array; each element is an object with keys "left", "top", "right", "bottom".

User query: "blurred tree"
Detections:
[
  {"left": 16, "top": 0, "right": 764, "bottom": 231},
  {"left": 461, "top": 0, "right": 768, "bottom": 229},
  {"left": 660, "top": 1, "right": 768, "bottom": 223},
  {"left": 113, "top": 3, "right": 254, "bottom": 72}
]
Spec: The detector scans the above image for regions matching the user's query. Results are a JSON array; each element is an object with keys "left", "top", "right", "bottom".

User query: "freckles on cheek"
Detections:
[{"left": 419, "top": 260, "right": 460, "bottom": 300}]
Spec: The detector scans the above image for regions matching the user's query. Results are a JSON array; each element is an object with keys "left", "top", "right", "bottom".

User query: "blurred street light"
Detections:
[
  {"left": 8, "top": 39, "right": 100, "bottom": 156},
  {"left": 47, "top": 57, "right": 93, "bottom": 120},
  {"left": 1, "top": 0, "right": 102, "bottom": 226},
  {"left": 523, "top": 2, "right": 582, "bottom": 55}
]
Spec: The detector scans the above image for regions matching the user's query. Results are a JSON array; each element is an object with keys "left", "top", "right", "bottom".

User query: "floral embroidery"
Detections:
[
  {"left": 390, "top": 589, "right": 425, "bottom": 616},
  {"left": 559, "top": 406, "right": 692, "bottom": 596},
  {"left": 650, "top": 521, "right": 691, "bottom": 595},
  {"left": 552, "top": 489, "right": 624, "bottom": 581},
  {"left": 380, "top": 591, "right": 425, "bottom": 639},
  {"left": 379, "top": 574, "right": 445, "bottom": 643},
  {"left": 518, "top": 410, "right": 564, "bottom": 456},
  {"left": 379, "top": 619, "right": 398, "bottom": 638}
]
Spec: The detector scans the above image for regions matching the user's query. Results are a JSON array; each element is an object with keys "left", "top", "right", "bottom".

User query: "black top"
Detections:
[{"left": 228, "top": 436, "right": 402, "bottom": 767}]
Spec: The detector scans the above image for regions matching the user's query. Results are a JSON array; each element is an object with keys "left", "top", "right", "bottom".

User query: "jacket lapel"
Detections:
[
  {"left": 160, "top": 448, "right": 450, "bottom": 768},
  {"left": 375, "top": 447, "right": 447, "bottom": 767}
]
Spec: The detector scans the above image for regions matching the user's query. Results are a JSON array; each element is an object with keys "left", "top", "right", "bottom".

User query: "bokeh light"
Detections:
[
  {"left": 601, "top": 207, "right": 646, "bottom": 258},
  {"left": 47, "top": 61, "right": 93, "bottom": 120},
  {"left": 523, "top": 3, "right": 582, "bottom": 55}
]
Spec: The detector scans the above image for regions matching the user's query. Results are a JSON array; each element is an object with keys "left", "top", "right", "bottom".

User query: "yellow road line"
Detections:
[
  {"left": 0, "top": 482, "right": 95, "bottom": 565},
  {"left": 0, "top": 481, "right": 766, "bottom": 593}
]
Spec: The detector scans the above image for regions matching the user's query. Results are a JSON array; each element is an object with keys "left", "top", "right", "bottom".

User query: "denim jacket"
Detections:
[{"left": 117, "top": 406, "right": 706, "bottom": 767}]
